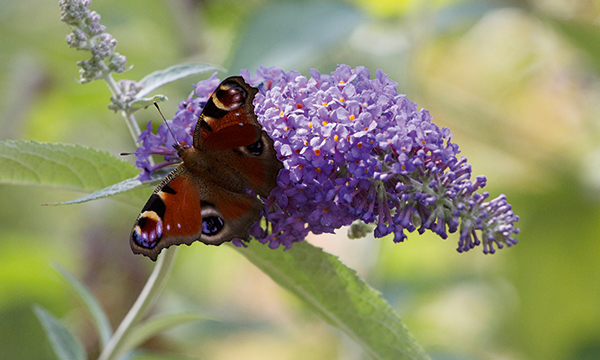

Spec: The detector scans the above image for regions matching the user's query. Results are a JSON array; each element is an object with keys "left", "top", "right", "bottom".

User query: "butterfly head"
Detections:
[{"left": 173, "top": 141, "right": 190, "bottom": 155}]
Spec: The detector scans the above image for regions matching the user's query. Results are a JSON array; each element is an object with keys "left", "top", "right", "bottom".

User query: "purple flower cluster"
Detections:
[{"left": 135, "top": 65, "right": 519, "bottom": 254}]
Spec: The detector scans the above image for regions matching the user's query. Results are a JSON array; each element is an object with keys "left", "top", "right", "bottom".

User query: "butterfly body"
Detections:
[{"left": 131, "top": 77, "right": 282, "bottom": 261}]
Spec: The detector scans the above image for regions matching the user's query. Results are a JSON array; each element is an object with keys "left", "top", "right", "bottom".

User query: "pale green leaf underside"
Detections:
[
  {"left": 128, "top": 95, "right": 168, "bottom": 112},
  {"left": 49, "top": 166, "right": 175, "bottom": 205},
  {"left": 34, "top": 306, "right": 87, "bottom": 360},
  {"left": 136, "top": 63, "right": 224, "bottom": 99},
  {"left": 0, "top": 140, "right": 138, "bottom": 192},
  {"left": 50, "top": 176, "right": 145, "bottom": 205},
  {"left": 235, "top": 241, "right": 430, "bottom": 360}
]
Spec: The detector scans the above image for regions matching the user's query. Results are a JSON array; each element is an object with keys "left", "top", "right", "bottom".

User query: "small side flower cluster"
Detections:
[
  {"left": 135, "top": 66, "right": 519, "bottom": 254},
  {"left": 59, "top": 0, "right": 128, "bottom": 83}
]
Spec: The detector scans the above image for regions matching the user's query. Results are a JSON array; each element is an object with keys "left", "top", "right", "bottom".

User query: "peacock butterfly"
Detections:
[{"left": 130, "top": 76, "right": 282, "bottom": 261}]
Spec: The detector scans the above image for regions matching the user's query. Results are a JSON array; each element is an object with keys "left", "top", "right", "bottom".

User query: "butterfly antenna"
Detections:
[
  {"left": 153, "top": 102, "right": 181, "bottom": 147},
  {"left": 120, "top": 151, "right": 155, "bottom": 156}
]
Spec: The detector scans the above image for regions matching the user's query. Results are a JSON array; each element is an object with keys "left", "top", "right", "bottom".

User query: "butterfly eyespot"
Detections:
[
  {"left": 246, "top": 139, "right": 263, "bottom": 156},
  {"left": 133, "top": 211, "right": 163, "bottom": 249},
  {"left": 216, "top": 84, "right": 246, "bottom": 109},
  {"left": 202, "top": 216, "right": 225, "bottom": 235}
]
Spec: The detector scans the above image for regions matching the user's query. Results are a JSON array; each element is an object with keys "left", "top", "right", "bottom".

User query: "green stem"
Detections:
[
  {"left": 121, "top": 110, "right": 143, "bottom": 143},
  {"left": 97, "top": 247, "right": 178, "bottom": 360}
]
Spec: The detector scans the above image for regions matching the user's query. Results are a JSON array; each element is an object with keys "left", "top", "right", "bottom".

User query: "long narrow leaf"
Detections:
[
  {"left": 34, "top": 306, "right": 87, "bottom": 360},
  {"left": 53, "top": 263, "right": 113, "bottom": 349},
  {"left": 49, "top": 177, "right": 146, "bottom": 205},
  {"left": 234, "top": 241, "right": 430, "bottom": 360},
  {"left": 136, "top": 63, "right": 223, "bottom": 99},
  {"left": 127, "top": 95, "right": 168, "bottom": 113},
  {"left": 120, "top": 313, "right": 210, "bottom": 354},
  {"left": 48, "top": 167, "right": 174, "bottom": 205}
]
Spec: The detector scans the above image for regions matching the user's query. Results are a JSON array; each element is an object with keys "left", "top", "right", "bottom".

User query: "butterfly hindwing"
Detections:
[{"left": 227, "top": 132, "right": 282, "bottom": 198}]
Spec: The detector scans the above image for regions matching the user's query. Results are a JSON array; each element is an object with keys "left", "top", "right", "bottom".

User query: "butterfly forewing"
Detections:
[{"left": 195, "top": 77, "right": 260, "bottom": 150}]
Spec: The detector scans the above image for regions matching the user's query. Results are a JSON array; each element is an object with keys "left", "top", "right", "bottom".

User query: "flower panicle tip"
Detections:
[{"left": 59, "top": 0, "right": 128, "bottom": 83}]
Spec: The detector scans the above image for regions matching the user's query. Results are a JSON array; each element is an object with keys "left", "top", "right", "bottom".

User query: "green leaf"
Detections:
[
  {"left": 0, "top": 140, "right": 138, "bottom": 192},
  {"left": 53, "top": 263, "right": 113, "bottom": 349},
  {"left": 49, "top": 167, "right": 175, "bottom": 205},
  {"left": 136, "top": 63, "right": 224, "bottom": 99},
  {"left": 121, "top": 313, "right": 210, "bottom": 354},
  {"left": 127, "top": 95, "right": 169, "bottom": 113},
  {"left": 49, "top": 176, "right": 145, "bottom": 205},
  {"left": 227, "top": 2, "right": 362, "bottom": 73},
  {"left": 235, "top": 241, "right": 430, "bottom": 360},
  {"left": 34, "top": 306, "right": 87, "bottom": 360}
]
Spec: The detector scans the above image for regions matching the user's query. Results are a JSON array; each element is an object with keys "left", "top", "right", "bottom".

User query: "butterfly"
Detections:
[{"left": 130, "top": 76, "right": 282, "bottom": 261}]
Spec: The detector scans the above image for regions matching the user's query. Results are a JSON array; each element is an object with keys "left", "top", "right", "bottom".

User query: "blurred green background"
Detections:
[{"left": 2, "top": 0, "right": 600, "bottom": 359}]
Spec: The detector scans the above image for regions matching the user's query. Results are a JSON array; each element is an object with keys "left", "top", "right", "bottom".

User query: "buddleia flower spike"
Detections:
[{"left": 135, "top": 65, "right": 520, "bottom": 254}]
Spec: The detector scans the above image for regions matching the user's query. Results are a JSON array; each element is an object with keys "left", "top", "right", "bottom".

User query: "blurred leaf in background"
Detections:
[{"left": 2, "top": 0, "right": 600, "bottom": 359}]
